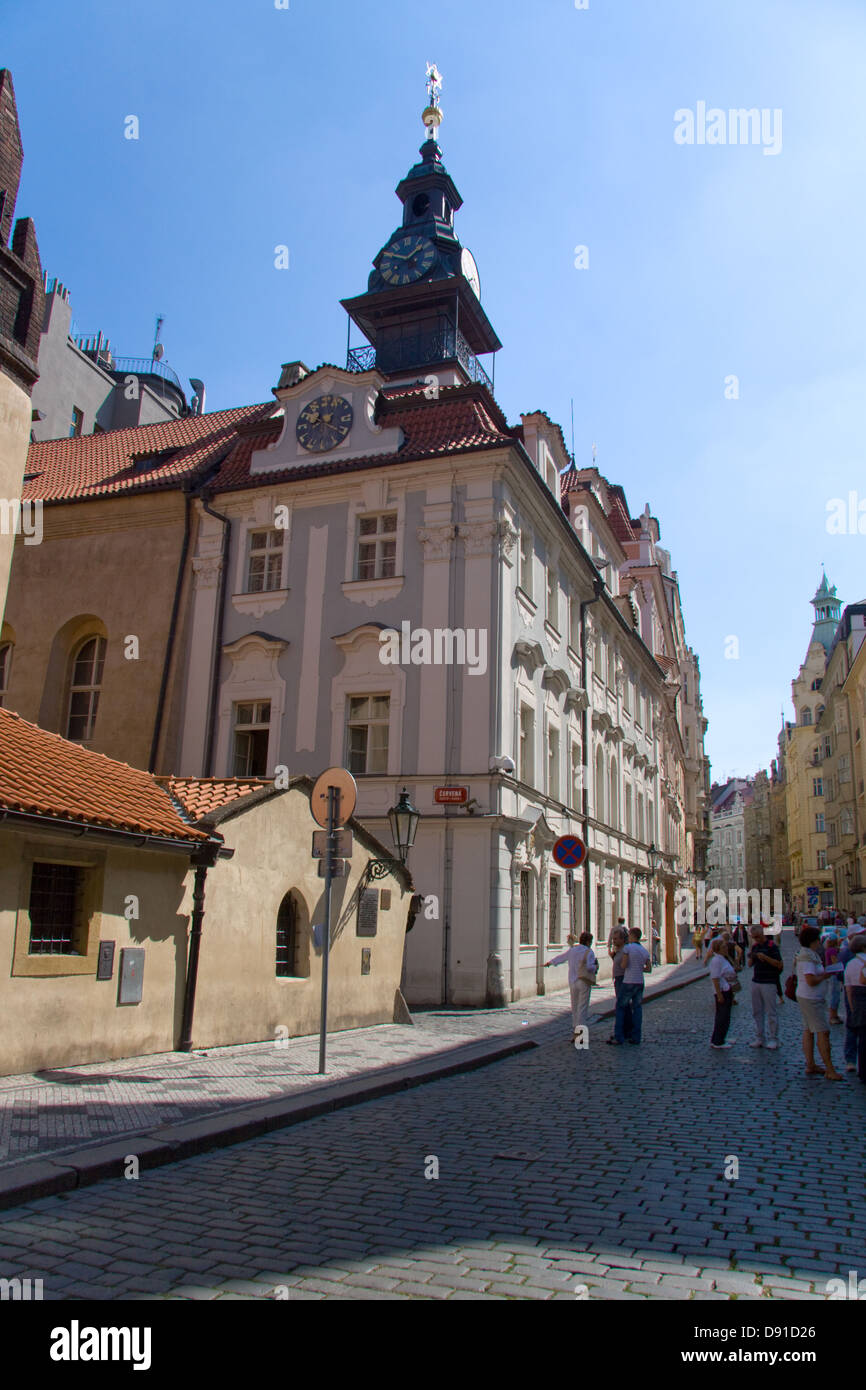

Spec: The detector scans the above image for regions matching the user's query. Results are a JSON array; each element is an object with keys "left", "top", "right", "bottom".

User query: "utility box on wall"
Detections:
[{"left": 118, "top": 947, "right": 145, "bottom": 1005}]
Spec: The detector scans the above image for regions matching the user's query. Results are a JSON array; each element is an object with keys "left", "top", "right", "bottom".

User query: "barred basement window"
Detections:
[
  {"left": 246, "top": 529, "right": 284, "bottom": 592},
  {"left": 28, "top": 863, "right": 85, "bottom": 955},
  {"left": 519, "top": 870, "right": 533, "bottom": 945}
]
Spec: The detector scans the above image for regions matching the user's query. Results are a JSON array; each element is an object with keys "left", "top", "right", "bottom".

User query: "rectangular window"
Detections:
[
  {"left": 571, "top": 743, "right": 583, "bottom": 808},
  {"left": 69, "top": 406, "right": 84, "bottom": 438},
  {"left": 841, "top": 808, "right": 854, "bottom": 836},
  {"left": 817, "top": 850, "right": 827, "bottom": 869},
  {"left": 519, "top": 531, "right": 533, "bottom": 598},
  {"left": 246, "top": 529, "right": 285, "bottom": 592},
  {"left": 548, "top": 875, "right": 561, "bottom": 944},
  {"left": 815, "top": 813, "right": 825, "bottom": 833},
  {"left": 347, "top": 695, "right": 390, "bottom": 774},
  {"left": 813, "top": 777, "right": 823, "bottom": 796},
  {"left": 839, "top": 754, "right": 851, "bottom": 782},
  {"left": 569, "top": 594, "right": 580, "bottom": 650},
  {"left": 827, "top": 822, "right": 838, "bottom": 848},
  {"left": 519, "top": 705, "right": 535, "bottom": 783},
  {"left": 28, "top": 863, "right": 85, "bottom": 955},
  {"left": 232, "top": 701, "right": 271, "bottom": 776},
  {"left": 356, "top": 512, "right": 397, "bottom": 581},
  {"left": 546, "top": 567, "right": 559, "bottom": 631},
  {"left": 547, "top": 725, "right": 560, "bottom": 799},
  {"left": 519, "top": 870, "right": 533, "bottom": 945}
]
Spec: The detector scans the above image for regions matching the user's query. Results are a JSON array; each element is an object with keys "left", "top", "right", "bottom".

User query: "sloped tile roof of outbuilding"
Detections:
[
  {"left": 160, "top": 777, "right": 272, "bottom": 820},
  {"left": 0, "top": 708, "right": 210, "bottom": 842}
]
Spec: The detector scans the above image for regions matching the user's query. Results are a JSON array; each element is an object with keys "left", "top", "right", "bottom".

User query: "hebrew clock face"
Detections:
[
  {"left": 295, "top": 394, "right": 354, "bottom": 452},
  {"left": 379, "top": 234, "right": 436, "bottom": 285}
]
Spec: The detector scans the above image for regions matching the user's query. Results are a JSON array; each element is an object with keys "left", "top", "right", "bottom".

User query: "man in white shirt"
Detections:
[
  {"left": 843, "top": 936, "right": 866, "bottom": 1084},
  {"left": 545, "top": 932, "right": 598, "bottom": 1041},
  {"left": 608, "top": 927, "right": 651, "bottom": 1046}
]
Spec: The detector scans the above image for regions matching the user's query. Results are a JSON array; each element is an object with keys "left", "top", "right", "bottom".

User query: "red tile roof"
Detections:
[
  {"left": 0, "top": 708, "right": 211, "bottom": 843},
  {"left": 160, "top": 777, "right": 271, "bottom": 820},
  {"left": 212, "top": 382, "right": 517, "bottom": 492},
  {"left": 23, "top": 403, "right": 273, "bottom": 503}
]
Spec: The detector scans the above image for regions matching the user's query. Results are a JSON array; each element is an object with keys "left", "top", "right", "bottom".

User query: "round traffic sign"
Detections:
[
  {"left": 553, "top": 834, "right": 586, "bottom": 869},
  {"left": 311, "top": 767, "right": 357, "bottom": 828}
]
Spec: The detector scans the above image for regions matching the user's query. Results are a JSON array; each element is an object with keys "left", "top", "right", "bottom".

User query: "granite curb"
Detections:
[{"left": 0, "top": 959, "right": 709, "bottom": 1213}]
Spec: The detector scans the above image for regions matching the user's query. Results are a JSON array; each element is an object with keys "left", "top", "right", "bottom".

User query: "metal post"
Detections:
[
  {"left": 318, "top": 785, "right": 339, "bottom": 1074},
  {"left": 178, "top": 862, "right": 208, "bottom": 1052}
]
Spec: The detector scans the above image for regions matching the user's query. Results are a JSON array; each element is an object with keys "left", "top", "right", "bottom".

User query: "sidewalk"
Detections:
[{"left": 0, "top": 949, "right": 707, "bottom": 1209}]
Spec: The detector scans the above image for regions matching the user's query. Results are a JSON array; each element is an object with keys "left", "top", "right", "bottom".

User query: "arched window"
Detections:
[
  {"left": 609, "top": 757, "right": 619, "bottom": 827},
  {"left": 625, "top": 783, "right": 633, "bottom": 837},
  {"left": 66, "top": 636, "right": 106, "bottom": 742},
  {"left": 637, "top": 792, "right": 645, "bottom": 842},
  {"left": 595, "top": 745, "right": 605, "bottom": 821},
  {"left": 275, "top": 892, "right": 309, "bottom": 977},
  {"left": 0, "top": 641, "right": 12, "bottom": 707}
]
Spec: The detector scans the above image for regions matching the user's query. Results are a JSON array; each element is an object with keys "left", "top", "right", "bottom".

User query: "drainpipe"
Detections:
[
  {"left": 177, "top": 846, "right": 219, "bottom": 1052},
  {"left": 149, "top": 489, "right": 192, "bottom": 773},
  {"left": 200, "top": 493, "right": 232, "bottom": 777},
  {"left": 581, "top": 576, "right": 605, "bottom": 943}
]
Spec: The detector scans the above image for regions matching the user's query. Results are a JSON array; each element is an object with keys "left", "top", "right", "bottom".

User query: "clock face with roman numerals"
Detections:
[
  {"left": 379, "top": 234, "right": 437, "bottom": 286},
  {"left": 295, "top": 394, "right": 354, "bottom": 452}
]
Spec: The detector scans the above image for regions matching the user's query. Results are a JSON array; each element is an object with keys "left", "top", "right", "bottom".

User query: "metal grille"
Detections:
[
  {"left": 549, "top": 875, "right": 561, "bottom": 944},
  {"left": 275, "top": 893, "right": 299, "bottom": 977},
  {"left": 28, "top": 863, "right": 84, "bottom": 954},
  {"left": 519, "top": 870, "right": 533, "bottom": 945}
]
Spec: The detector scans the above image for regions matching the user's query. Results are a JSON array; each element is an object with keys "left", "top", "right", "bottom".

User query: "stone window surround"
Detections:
[
  {"left": 331, "top": 626, "right": 406, "bottom": 776},
  {"left": 11, "top": 844, "right": 106, "bottom": 978},
  {"left": 215, "top": 633, "right": 288, "bottom": 778},
  {"left": 342, "top": 480, "right": 406, "bottom": 606}
]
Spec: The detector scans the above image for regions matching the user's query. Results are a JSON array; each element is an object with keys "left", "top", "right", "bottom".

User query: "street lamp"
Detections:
[{"left": 362, "top": 787, "right": 420, "bottom": 884}]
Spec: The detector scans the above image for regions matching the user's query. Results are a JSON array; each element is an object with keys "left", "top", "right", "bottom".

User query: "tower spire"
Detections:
[{"left": 423, "top": 62, "right": 443, "bottom": 141}]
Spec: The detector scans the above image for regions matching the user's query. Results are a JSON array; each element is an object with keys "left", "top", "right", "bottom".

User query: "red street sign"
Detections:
[
  {"left": 553, "top": 835, "right": 586, "bottom": 868},
  {"left": 434, "top": 786, "right": 468, "bottom": 805}
]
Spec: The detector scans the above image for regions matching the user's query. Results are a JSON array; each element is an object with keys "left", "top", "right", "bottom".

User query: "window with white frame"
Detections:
[
  {"left": 519, "top": 704, "right": 535, "bottom": 783},
  {"left": 519, "top": 870, "right": 534, "bottom": 945},
  {"left": 815, "top": 812, "right": 825, "bottom": 833},
  {"left": 817, "top": 849, "right": 827, "bottom": 869},
  {"left": 246, "top": 529, "right": 285, "bottom": 592},
  {"left": 569, "top": 594, "right": 580, "bottom": 650},
  {"left": 547, "top": 724, "right": 560, "bottom": 799},
  {"left": 356, "top": 512, "right": 397, "bottom": 580},
  {"left": 232, "top": 701, "right": 271, "bottom": 776},
  {"left": 571, "top": 742, "right": 583, "bottom": 808},
  {"left": 839, "top": 753, "right": 851, "bottom": 782},
  {"left": 827, "top": 821, "right": 838, "bottom": 848},
  {"left": 519, "top": 530, "right": 533, "bottom": 598},
  {"left": 66, "top": 636, "right": 106, "bottom": 743},
  {"left": 546, "top": 567, "right": 559, "bottom": 631},
  {"left": 347, "top": 695, "right": 390, "bottom": 774},
  {"left": 548, "top": 875, "right": 561, "bottom": 944},
  {"left": 841, "top": 807, "right": 854, "bottom": 836}
]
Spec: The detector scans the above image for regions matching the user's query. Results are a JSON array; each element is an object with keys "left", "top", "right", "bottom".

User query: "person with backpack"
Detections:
[
  {"left": 545, "top": 931, "right": 598, "bottom": 1042},
  {"left": 793, "top": 925, "right": 843, "bottom": 1080}
]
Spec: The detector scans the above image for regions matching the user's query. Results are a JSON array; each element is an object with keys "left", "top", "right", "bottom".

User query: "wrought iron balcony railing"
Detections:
[{"left": 347, "top": 326, "right": 493, "bottom": 391}]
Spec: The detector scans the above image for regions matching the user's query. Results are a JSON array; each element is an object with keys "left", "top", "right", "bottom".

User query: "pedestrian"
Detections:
[
  {"left": 709, "top": 937, "right": 738, "bottom": 1048},
  {"left": 747, "top": 923, "right": 783, "bottom": 1049},
  {"left": 607, "top": 927, "right": 631, "bottom": 1042},
  {"left": 839, "top": 928, "right": 861, "bottom": 1073},
  {"left": 722, "top": 927, "right": 744, "bottom": 973},
  {"left": 650, "top": 917, "right": 661, "bottom": 966},
  {"left": 703, "top": 924, "right": 720, "bottom": 962},
  {"left": 731, "top": 920, "right": 749, "bottom": 962},
  {"left": 608, "top": 927, "right": 651, "bottom": 1046},
  {"left": 545, "top": 931, "right": 598, "bottom": 1041},
  {"left": 794, "top": 925, "right": 843, "bottom": 1081},
  {"left": 608, "top": 916, "right": 627, "bottom": 952},
  {"left": 843, "top": 935, "right": 866, "bottom": 1084},
  {"left": 823, "top": 932, "right": 842, "bottom": 1024}
]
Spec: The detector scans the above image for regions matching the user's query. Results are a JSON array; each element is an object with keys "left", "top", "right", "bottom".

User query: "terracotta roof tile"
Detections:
[
  {"left": 0, "top": 708, "right": 210, "bottom": 842},
  {"left": 24, "top": 403, "right": 273, "bottom": 503},
  {"left": 161, "top": 777, "right": 272, "bottom": 820}
]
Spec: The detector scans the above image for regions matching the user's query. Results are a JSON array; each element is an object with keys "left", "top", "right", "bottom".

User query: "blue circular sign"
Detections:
[{"left": 553, "top": 835, "right": 586, "bottom": 868}]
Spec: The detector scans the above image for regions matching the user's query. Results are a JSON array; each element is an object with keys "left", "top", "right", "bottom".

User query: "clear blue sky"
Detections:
[{"left": 6, "top": 0, "right": 866, "bottom": 780}]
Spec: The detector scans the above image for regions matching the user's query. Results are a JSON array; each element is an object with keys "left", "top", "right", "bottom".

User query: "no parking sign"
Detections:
[{"left": 553, "top": 835, "right": 586, "bottom": 869}]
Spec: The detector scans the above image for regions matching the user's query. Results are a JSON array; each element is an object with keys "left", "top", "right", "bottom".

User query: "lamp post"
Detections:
[{"left": 648, "top": 841, "right": 662, "bottom": 964}]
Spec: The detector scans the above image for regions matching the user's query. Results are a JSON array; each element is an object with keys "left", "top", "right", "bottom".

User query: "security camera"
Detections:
[{"left": 490, "top": 755, "right": 516, "bottom": 775}]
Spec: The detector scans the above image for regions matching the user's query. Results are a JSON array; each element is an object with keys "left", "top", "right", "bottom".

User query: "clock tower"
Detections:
[{"left": 341, "top": 65, "right": 501, "bottom": 389}]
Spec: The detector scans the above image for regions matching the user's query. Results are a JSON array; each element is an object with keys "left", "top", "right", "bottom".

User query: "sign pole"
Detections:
[{"left": 318, "top": 784, "right": 339, "bottom": 1075}]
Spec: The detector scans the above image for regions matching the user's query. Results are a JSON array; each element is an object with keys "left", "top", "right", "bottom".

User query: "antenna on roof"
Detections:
[
  {"left": 591, "top": 442, "right": 597, "bottom": 465},
  {"left": 570, "top": 398, "right": 575, "bottom": 462},
  {"left": 152, "top": 314, "right": 165, "bottom": 362}
]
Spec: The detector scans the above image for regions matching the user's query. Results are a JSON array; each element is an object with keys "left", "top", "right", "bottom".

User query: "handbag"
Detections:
[
  {"left": 784, "top": 973, "right": 797, "bottom": 1000},
  {"left": 577, "top": 952, "right": 598, "bottom": 984}
]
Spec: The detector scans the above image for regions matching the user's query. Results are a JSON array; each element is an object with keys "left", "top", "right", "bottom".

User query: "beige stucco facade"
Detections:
[{"left": 0, "top": 783, "right": 411, "bottom": 1077}]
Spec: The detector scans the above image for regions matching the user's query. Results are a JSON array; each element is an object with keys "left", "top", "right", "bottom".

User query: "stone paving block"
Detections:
[{"left": 391, "top": 1280, "right": 452, "bottom": 1299}]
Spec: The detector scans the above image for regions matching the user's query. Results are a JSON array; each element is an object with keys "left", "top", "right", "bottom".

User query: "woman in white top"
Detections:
[
  {"left": 794, "top": 924, "right": 842, "bottom": 1080},
  {"left": 546, "top": 932, "right": 598, "bottom": 1041},
  {"left": 709, "top": 938, "right": 738, "bottom": 1048},
  {"left": 844, "top": 936, "right": 866, "bottom": 1085}
]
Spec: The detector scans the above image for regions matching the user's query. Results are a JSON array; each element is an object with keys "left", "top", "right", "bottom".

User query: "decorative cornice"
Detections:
[
  {"left": 417, "top": 524, "right": 456, "bottom": 561},
  {"left": 543, "top": 665, "right": 571, "bottom": 698},
  {"left": 459, "top": 520, "right": 500, "bottom": 557},
  {"left": 565, "top": 686, "right": 590, "bottom": 713},
  {"left": 514, "top": 639, "right": 546, "bottom": 674}
]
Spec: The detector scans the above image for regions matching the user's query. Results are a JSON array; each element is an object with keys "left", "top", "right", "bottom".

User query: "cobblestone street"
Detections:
[{"left": 1, "top": 941, "right": 863, "bottom": 1302}]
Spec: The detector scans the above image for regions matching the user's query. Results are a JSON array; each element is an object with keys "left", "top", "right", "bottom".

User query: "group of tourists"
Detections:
[{"left": 542, "top": 913, "right": 866, "bottom": 1085}]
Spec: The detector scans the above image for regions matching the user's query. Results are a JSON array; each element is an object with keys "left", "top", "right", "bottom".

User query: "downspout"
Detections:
[
  {"left": 581, "top": 575, "right": 605, "bottom": 945},
  {"left": 441, "top": 471, "right": 460, "bottom": 1006},
  {"left": 487, "top": 492, "right": 508, "bottom": 1007},
  {"left": 177, "top": 845, "right": 219, "bottom": 1052},
  {"left": 200, "top": 493, "right": 232, "bottom": 777},
  {"left": 149, "top": 489, "right": 192, "bottom": 773}
]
